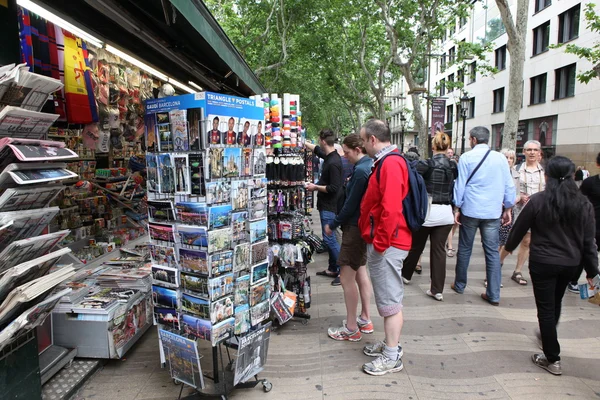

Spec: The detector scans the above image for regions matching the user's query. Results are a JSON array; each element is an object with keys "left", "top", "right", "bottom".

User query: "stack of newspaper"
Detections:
[
  {"left": 0, "top": 63, "right": 63, "bottom": 112},
  {"left": 95, "top": 268, "right": 152, "bottom": 292}
]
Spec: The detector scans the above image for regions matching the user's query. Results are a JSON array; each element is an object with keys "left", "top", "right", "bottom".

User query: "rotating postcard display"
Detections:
[{"left": 145, "top": 93, "right": 270, "bottom": 375}]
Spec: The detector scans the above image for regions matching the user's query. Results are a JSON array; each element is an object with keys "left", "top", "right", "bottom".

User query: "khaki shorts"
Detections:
[
  {"left": 337, "top": 225, "right": 367, "bottom": 271},
  {"left": 368, "top": 244, "right": 408, "bottom": 317}
]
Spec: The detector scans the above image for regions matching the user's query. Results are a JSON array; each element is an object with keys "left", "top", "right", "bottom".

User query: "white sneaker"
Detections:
[
  {"left": 426, "top": 290, "right": 443, "bottom": 301},
  {"left": 402, "top": 277, "right": 410, "bottom": 284}
]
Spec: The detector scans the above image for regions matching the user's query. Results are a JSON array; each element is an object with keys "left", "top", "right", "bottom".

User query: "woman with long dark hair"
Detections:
[{"left": 505, "top": 156, "right": 599, "bottom": 375}]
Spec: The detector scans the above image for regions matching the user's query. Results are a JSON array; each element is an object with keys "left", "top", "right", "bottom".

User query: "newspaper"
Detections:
[
  {"left": 234, "top": 322, "right": 272, "bottom": 385},
  {"left": 0, "top": 106, "right": 59, "bottom": 139},
  {"left": 159, "top": 329, "right": 205, "bottom": 389},
  {"left": 0, "top": 63, "right": 63, "bottom": 112}
]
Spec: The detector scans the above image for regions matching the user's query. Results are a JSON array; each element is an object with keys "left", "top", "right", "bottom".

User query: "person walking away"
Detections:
[
  {"left": 505, "top": 156, "right": 599, "bottom": 375},
  {"left": 446, "top": 147, "right": 459, "bottom": 258},
  {"left": 510, "top": 141, "right": 546, "bottom": 286},
  {"left": 402, "top": 132, "right": 457, "bottom": 301},
  {"left": 358, "top": 119, "right": 411, "bottom": 375},
  {"left": 484, "top": 148, "right": 521, "bottom": 287},
  {"left": 568, "top": 152, "right": 600, "bottom": 293},
  {"left": 305, "top": 130, "right": 343, "bottom": 279},
  {"left": 451, "top": 126, "right": 515, "bottom": 306},
  {"left": 325, "top": 134, "right": 375, "bottom": 340}
]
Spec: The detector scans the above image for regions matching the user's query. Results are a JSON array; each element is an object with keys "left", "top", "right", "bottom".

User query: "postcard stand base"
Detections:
[{"left": 178, "top": 344, "right": 272, "bottom": 400}]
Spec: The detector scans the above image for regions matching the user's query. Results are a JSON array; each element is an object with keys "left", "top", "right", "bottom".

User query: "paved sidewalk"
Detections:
[{"left": 74, "top": 227, "right": 600, "bottom": 400}]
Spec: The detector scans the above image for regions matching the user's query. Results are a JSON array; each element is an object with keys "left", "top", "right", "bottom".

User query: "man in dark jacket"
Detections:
[{"left": 305, "top": 129, "right": 343, "bottom": 278}]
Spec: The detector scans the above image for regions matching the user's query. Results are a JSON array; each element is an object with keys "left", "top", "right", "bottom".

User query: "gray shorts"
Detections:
[{"left": 367, "top": 244, "right": 409, "bottom": 317}]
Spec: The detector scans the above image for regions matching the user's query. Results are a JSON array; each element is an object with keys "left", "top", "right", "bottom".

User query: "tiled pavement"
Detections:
[{"left": 74, "top": 226, "right": 600, "bottom": 400}]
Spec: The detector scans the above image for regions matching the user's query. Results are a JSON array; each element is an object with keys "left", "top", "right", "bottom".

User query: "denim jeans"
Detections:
[
  {"left": 320, "top": 210, "right": 340, "bottom": 274},
  {"left": 454, "top": 215, "right": 502, "bottom": 302}
]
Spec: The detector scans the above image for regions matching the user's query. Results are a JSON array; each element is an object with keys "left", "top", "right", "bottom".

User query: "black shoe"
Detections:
[
  {"left": 331, "top": 276, "right": 341, "bottom": 286},
  {"left": 567, "top": 283, "right": 579, "bottom": 293},
  {"left": 531, "top": 353, "right": 562, "bottom": 375}
]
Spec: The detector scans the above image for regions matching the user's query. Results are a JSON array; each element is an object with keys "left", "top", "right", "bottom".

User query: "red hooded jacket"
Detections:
[{"left": 359, "top": 149, "right": 412, "bottom": 253}]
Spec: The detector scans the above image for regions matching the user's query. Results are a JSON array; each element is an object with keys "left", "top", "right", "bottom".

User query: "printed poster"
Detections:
[{"left": 233, "top": 321, "right": 272, "bottom": 385}]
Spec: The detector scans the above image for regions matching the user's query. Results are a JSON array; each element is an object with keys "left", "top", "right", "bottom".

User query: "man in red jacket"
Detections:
[{"left": 358, "top": 119, "right": 411, "bottom": 376}]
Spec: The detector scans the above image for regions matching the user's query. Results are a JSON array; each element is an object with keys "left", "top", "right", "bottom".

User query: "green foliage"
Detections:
[{"left": 551, "top": 3, "right": 600, "bottom": 83}]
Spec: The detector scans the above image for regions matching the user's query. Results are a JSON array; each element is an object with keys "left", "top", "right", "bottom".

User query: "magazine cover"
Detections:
[
  {"left": 250, "top": 262, "right": 269, "bottom": 285},
  {"left": 181, "top": 272, "right": 208, "bottom": 298},
  {"left": 181, "top": 313, "right": 211, "bottom": 341},
  {"left": 210, "top": 295, "right": 234, "bottom": 324},
  {"left": 241, "top": 148, "right": 252, "bottom": 177},
  {"left": 152, "top": 285, "right": 178, "bottom": 308},
  {"left": 222, "top": 147, "right": 241, "bottom": 178},
  {"left": 179, "top": 248, "right": 208, "bottom": 275},
  {"left": 156, "top": 112, "right": 173, "bottom": 151},
  {"left": 178, "top": 225, "right": 208, "bottom": 248},
  {"left": 175, "top": 202, "right": 208, "bottom": 226},
  {"left": 207, "top": 228, "right": 232, "bottom": 254},
  {"left": 234, "top": 274, "right": 250, "bottom": 311},
  {"left": 234, "top": 306, "right": 251, "bottom": 335},
  {"left": 0, "top": 185, "right": 64, "bottom": 212},
  {"left": 249, "top": 219, "right": 267, "bottom": 244},
  {"left": 170, "top": 110, "right": 189, "bottom": 152},
  {"left": 250, "top": 281, "right": 270, "bottom": 307},
  {"left": 250, "top": 300, "right": 270, "bottom": 327},
  {"left": 188, "top": 153, "right": 205, "bottom": 196},
  {"left": 147, "top": 200, "right": 176, "bottom": 223},
  {"left": 209, "top": 148, "right": 223, "bottom": 180},
  {"left": 249, "top": 178, "right": 267, "bottom": 200},
  {"left": 0, "top": 230, "right": 69, "bottom": 274},
  {"left": 158, "top": 329, "right": 204, "bottom": 389},
  {"left": 181, "top": 293, "right": 210, "bottom": 319},
  {"left": 231, "top": 180, "right": 249, "bottom": 211},
  {"left": 211, "top": 317, "right": 234, "bottom": 346},
  {"left": 149, "top": 245, "right": 177, "bottom": 267},
  {"left": 209, "top": 273, "right": 234, "bottom": 301},
  {"left": 206, "top": 181, "right": 231, "bottom": 206},
  {"left": 188, "top": 108, "right": 203, "bottom": 151},
  {"left": 231, "top": 212, "right": 248, "bottom": 244},
  {"left": 151, "top": 265, "right": 179, "bottom": 289},
  {"left": 271, "top": 292, "right": 293, "bottom": 324},
  {"left": 249, "top": 197, "right": 267, "bottom": 220},
  {"left": 149, "top": 223, "right": 176, "bottom": 245},
  {"left": 233, "top": 243, "right": 250, "bottom": 273},
  {"left": 208, "top": 250, "right": 234, "bottom": 277},
  {"left": 174, "top": 154, "right": 191, "bottom": 195},
  {"left": 153, "top": 306, "right": 180, "bottom": 330},
  {"left": 234, "top": 321, "right": 272, "bottom": 385},
  {"left": 208, "top": 204, "right": 232, "bottom": 230},
  {"left": 251, "top": 241, "right": 268, "bottom": 265},
  {"left": 253, "top": 148, "right": 266, "bottom": 176},
  {"left": 157, "top": 153, "right": 175, "bottom": 194},
  {"left": 146, "top": 154, "right": 160, "bottom": 192}
]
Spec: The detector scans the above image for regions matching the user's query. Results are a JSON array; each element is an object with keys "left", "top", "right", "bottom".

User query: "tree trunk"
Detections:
[
  {"left": 497, "top": 0, "right": 529, "bottom": 151},
  {"left": 400, "top": 64, "right": 427, "bottom": 157}
]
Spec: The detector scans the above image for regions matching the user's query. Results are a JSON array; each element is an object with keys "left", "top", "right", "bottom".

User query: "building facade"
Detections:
[
  {"left": 388, "top": 0, "right": 600, "bottom": 169},
  {"left": 385, "top": 78, "right": 417, "bottom": 152}
]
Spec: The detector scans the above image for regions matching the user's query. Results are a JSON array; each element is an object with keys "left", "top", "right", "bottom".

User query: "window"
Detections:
[
  {"left": 469, "top": 62, "right": 477, "bottom": 83},
  {"left": 440, "top": 54, "right": 447, "bottom": 72},
  {"left": 446, "top": 104, "right": 454, "bottom": 124},
  {"left": 448, "top": 74, "right": 455, "bottom": 88},
  {"left": 495, "top": 45, "right": 507, "bottom": 70},
  {"left": 442, "top": 29, "right": 447, "bottom": 43},
  {"left": 493, "top": 88, "right": 505, "bottom": 113},
  {"left": 554, "top": 63, "right": 576, "bottom": 99},
  {"left": 558, "top": 4, "right": 580, "bottom": 43},
  {"left": 449, "top": 46, "right": 456, "bottom": 64},
  {"left": 468, "top": 97, "right": 475, "bottom": 118},
  {"left": 535, "top": 0, "right": 551, "bottom": 13},
  {"left": 533, "top": 21, "right": 550, "bottom": 56},
  {"left": 530, "top": 73, "right": 547, "bottom": 105},
  {"left": 460, "top": 15, "right": 467, "bottom": 28},
  {"left": 458, "top": 69, "right": 464, "bottom": 85},
  {"left": 439, "top": 79, "right": 446, "bottom": 96}
]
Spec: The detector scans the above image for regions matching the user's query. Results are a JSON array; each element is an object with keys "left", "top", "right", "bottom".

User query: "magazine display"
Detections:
[
  {"left": 0, "top": 230, "right": 69, "bottom": 273},
  {"left": 0, "top": 162, "right": 78, "bottom": 187},
  {"left": 159, "top": 329, "right": 205, "bottom": 389},
  {"left": 0, "top": 106, "right": 60, "bottom": 140},
  {"left": 233, "top": 322, "right": 272, "bottom": 385},
  {"left": 0, "top": 184, "right": 64, "bottom": 211},
  {"left": 0, "top": 206, "right": 59, "bottom": 251}
]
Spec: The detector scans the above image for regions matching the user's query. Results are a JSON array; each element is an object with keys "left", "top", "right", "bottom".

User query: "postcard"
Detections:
[
  {"left": 179, "top": 248, "right": 208, "bottom": 275},
  {"left": 209, "top": 148, "right": 223, "bottom": 180},
  {"left": 149, "top": 245, "right": 177, "bottom": 267},
  {"left": 208, "top": 250, "right": 234, "bottom": 277},
  {"left": 170, "top": 110, "right": 189, "bottom": 152},
  {"left": 250, "top": 262, "right": 269, "bottom": 285},
  {"left": 248, "top": 178, "right": 268, "bottom": 200},
  {"left": 181, "top": 272, "right": 208, "bottom": 298},
  {"left": 175, "top": 202, "right": 208, "bottom": 226},
  {"left": 231, "top": 212, "right": 248, "bottom": 244},
  {"left": 208, "top": 228, "right": 232, "bottom": 254},
  {"left": 157, "top": 153, "right": 175, "bottom": 194},
  {"left": 174, "top": 154, "right": 191, "bottom": 195},
  {"left": 209, "top": 273, "right": 234, "bottom": 301},
  {"left": 250, "top": 300, "right": 270, "bottom": 326},
  {"left": 206, "top": 181, "right": 231, "bottom": 206},
  {"left": 181, "top": 313, "right": 211, "bottom": 341},
  {"left": 178, "top": 225, "right": 208, "bottom": 248},
  {"left": 251, "top": 241, "right": 268, "bottom": 265},
  {"left": 149, "top": 223, "right": 175, "bottom": 245},
  {"left": 210, "top": 295, "right": 234, "bottom": 324},
  {"left": 233, "top": 243, "right": 250, "bottom": 273},
  {"left": 211, "top": 317, "right": 234, "bottom": 346},
  {"left": 249, "top": 197, "right": 267, "bottom": 220},
  {"left": 146, "top": 154, "right": 159, "bottom": 192},
  {"left": 152, "top": 285, "right": 178, "bottom": 308},
  {"left": 253, "top": 148, "right": 266, "bottom": 176},
  {"left": 231, "top": 180, "right": 249, "bottom": 211},
  {"left": 154, "top": 307, "right": 179, "bottom": 329},
  {"left": 148, "top": 200, "right": 176, "bottom": 223},
  {"left": 208, "top": 204, "right": 232, "bottom": 230},
  {"left": 188, "top": 153, "right": 205, "bottom": 196},
  {"left": 250, "top": 281, "right": 269, "bottom": 307},
  {"left": 234, "top": 274, "right": 250, "bottom": 311},
  {"left": 249, "top": 219, "right": 267, "bottom": 244},
  {"left": 222, "top": 147, "right": 241, "bottom": 178},
  {"left": 181, "top": 293, "right": 210, "bottom": 319},
  {"left": 151, "top": 265, "right": 179, "bottom": 289},
  {"left": 234, "top": 306, "right": 250, "bottom": 335},
  {"left": 241, "top": 148, "right": 252, "bottom": 177}
]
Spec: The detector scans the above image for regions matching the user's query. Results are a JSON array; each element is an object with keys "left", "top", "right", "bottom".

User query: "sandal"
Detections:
[
  {"left": 316, "top": 270, "right": 338, "bottom": 278},
  {"left": 447, "top": 248, "right": 456, "bottom": 257},
  {"left": 415, "top": 265, "right": 422, "bottom": 275},
  {"left": 511, "top": 271, "right": 528, "bottom": 285}
]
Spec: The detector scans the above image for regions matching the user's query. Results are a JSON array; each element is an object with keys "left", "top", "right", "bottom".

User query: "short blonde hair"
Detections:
[
  {"left": 432, "top": 131, "right": 450, "bottom": 151},
  {"left": 500, "top": 148, "right": 515, "bottom": 159}
]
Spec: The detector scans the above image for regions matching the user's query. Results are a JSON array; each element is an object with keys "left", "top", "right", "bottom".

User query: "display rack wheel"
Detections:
[{"left": 263, "top": 380, "right": 273, "bottom": 392}]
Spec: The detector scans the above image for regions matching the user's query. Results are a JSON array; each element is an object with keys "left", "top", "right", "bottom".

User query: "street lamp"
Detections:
[
  {"left": 400, "top": 112, "right": 407, "bottom": 153},
  {"left": 460, "top": 93, "right": 470, "bottom": 154}
]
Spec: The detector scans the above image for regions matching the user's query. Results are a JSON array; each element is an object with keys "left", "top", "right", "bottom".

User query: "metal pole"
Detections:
[
  {"left": 401, "top": 126, "right": 405, "bottom": 153},
  {"left": 426, "top": 44, "right": 432, "bottom": 158},
  {"left": 461, "top": 114, "right": 467, "bottom": 154}
]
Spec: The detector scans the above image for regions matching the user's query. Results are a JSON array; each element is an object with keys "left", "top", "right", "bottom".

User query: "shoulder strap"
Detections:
[
  {"left": 465, "top": 149, "right": 491, "bottom": 186},
  {"left": 375, "top": 152, "right": 402, "bottom": 183}
]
